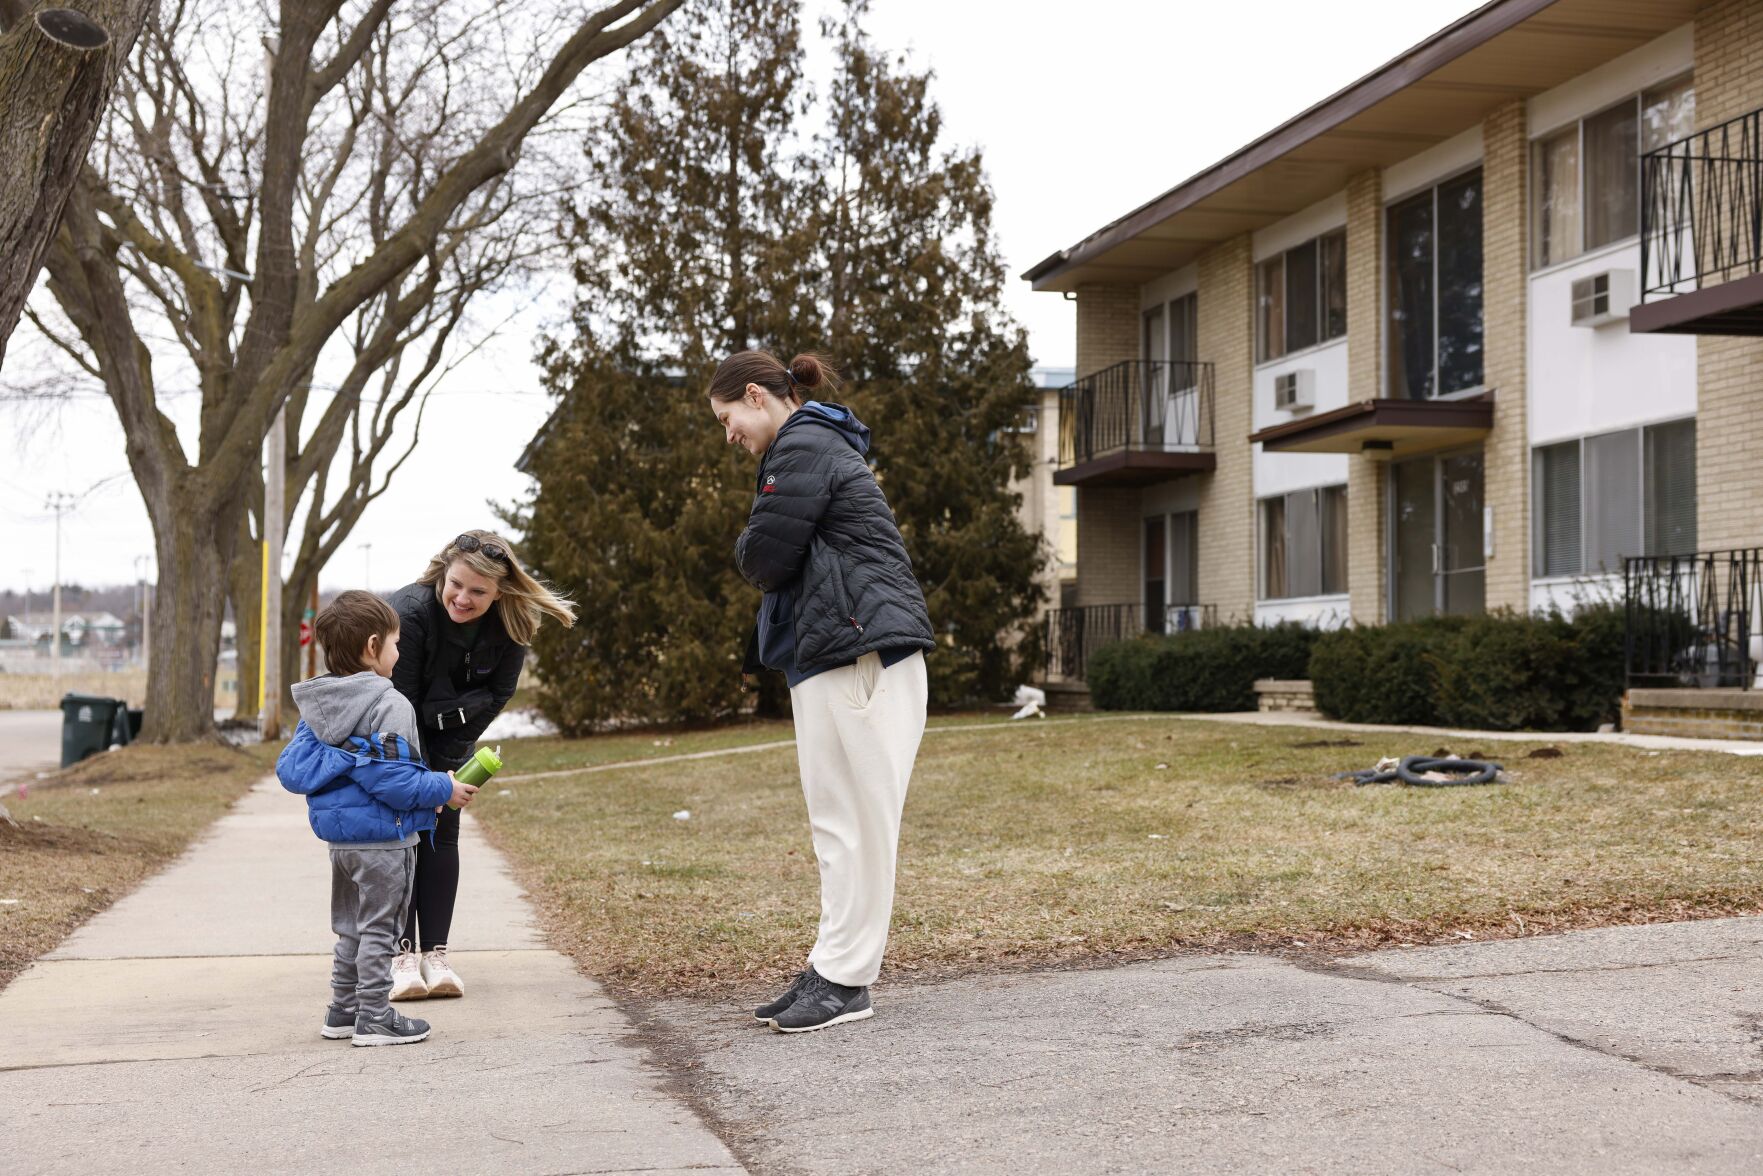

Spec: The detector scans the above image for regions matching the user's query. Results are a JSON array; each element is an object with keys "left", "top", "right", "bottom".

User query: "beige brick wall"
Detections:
[
  {"left": 1074, "top": 488, "right": 1141, "bottom": 607},
  {"left": 1693, "top": 0, "right": 1763, "bottom": 551},
  {"left": 1196, "top": 235, "right": 1256, "bottom": 622},
  {"left": 1072, "top": 285, "right": 1142, "bottom": 607},
  {"left": 1074, "top": 284, "right": 1140, "bottom": 379},
  {"left": 1481, "top": 98, "right": 1531, "bottom": 610},
  {"left": 1344, "top": 170, "right": 1387, "bottom": 624}
]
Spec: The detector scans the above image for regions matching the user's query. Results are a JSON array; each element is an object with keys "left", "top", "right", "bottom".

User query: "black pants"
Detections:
[{"left": 404, "top": 804, "right": 460, "bottom": 950}]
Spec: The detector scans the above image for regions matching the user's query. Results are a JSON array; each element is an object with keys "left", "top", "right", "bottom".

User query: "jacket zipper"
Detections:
[{"left": 850, "top": 617, "right": 864, "bottom": 634}]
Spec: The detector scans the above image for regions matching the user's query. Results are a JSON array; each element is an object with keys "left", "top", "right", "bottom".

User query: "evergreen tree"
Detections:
[{"left": 520, "top": 0, "right": 1045, "bottom": 726}]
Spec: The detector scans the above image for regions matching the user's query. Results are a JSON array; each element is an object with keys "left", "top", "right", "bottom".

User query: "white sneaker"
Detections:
[
  {"left": 421, "top": 945, "right": 463, "bottom": 998},
  {"left": 390, "top": 941, "right": 429, "bottom": 1002}
]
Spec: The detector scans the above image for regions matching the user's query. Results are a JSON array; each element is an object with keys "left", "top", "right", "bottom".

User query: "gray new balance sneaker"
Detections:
[
  {"left": 754, "top": 970, "right": 808, "bottom": 1022},
  {"left": 769, "top": 967, "right": 873, "bottom": 1033},
  {"left": 352, "top": 1007, "right": 431, "bottom": 1046},
  {"left": 321, "top": 1004, "right": 356, "bottom": 1040}
]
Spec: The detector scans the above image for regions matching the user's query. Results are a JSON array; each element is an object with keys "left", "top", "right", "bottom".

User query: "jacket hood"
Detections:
[
  {"left": 291, "top": 671, "right": 395, "bottom": 745},
  {"left": 779, "top": 400, "right": 870, "bottom": 456}
]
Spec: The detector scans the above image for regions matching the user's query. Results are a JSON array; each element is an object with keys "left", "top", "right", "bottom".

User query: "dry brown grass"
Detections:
[
  {"left": 0, "top": 670, "right": 149, "bottom": 710},
  {"left": 0, "top": 745, "right": 264, "bottom": 989},
  {"left": 474, "top": 716, "right": 1763, "bottom": 999}
]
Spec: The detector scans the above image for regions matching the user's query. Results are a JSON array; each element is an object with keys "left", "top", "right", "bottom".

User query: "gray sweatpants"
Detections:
[{"left": 329, "top": 844, "right": 417, "bottom": 1015}]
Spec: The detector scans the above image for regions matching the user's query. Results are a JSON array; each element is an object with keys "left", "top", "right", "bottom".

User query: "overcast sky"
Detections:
[{"left": 0, "top": 0, "right": 1483, "bottom": 599}]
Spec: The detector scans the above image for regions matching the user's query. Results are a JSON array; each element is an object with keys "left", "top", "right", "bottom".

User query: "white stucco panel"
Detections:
[{"left": 1528, "top": 242, "right": 1697, "bottom": 446}]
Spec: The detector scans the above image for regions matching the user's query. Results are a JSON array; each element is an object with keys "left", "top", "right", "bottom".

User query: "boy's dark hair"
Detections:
[{"left": 314, "top": 590, "right": 399, "bottom": 676}]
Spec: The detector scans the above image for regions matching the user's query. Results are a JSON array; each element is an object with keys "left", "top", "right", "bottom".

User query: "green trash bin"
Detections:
[{"left": 60, "top": 693, "right": 123, "bottom": 768}]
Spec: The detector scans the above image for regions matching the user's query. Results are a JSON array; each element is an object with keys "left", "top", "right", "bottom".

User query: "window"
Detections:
[
  {"left": 1531, "top": 419, "right": 1697, "bottom": 576},
  {"left": 1260, "top": 486, "right": 1348, "bottom": 599},
  {"left": 1531, "top": 75, "right": 1695, "bottom": 268},
  {"left": 1256, "top": 229, "right": 1346, "bottom": 363},
  {"left": 1168, "top": 293, "right": 1197, "bottom": 368},
  {"left": 1144, "top": 517, "right": 1166, "bottom": 632},
  {"left": 1144, "top": 512, "right": 1200, "bottom": 629},
  {"left": 1169, "top": 511, "right": 1198, "bottom": 605},
  {"left": 1388, "top": 170, "right": 1483, "bottom": 400}
]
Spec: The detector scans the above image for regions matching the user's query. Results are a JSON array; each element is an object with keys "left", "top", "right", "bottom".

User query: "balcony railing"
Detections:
[
  {"left": 1624, "top": 549, "right": 1763, "bottom": 690},
  {"left": 1641, "top": 108, "right": 1763, "bottom": 298},
  {"left": 1057, "top": 360, "right": 1215, "bottom": 471},
  {"left": 1044, "top": 602, "right": 1218, "bottom": 683}
]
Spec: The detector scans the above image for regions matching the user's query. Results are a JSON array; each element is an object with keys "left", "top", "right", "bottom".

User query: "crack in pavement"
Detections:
[{"left": 1297, "top": 956, "right": 1763, "bottom": 1109}]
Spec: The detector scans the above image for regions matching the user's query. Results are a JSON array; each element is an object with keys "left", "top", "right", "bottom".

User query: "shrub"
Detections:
[
  {"left": 1309, "top": 615, "right": 1469, "bottom": 726},
  {"left": 1088, "top": 623, "right": 1318, "bottom": 712},
  {"left": 1311, "top": 607, "right": 1629, "bottom": 732}
]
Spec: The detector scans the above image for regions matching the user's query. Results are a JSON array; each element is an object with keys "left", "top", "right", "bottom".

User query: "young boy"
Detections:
[{"left": 278, "top": 590, "right": 477, "bottom": 1046}]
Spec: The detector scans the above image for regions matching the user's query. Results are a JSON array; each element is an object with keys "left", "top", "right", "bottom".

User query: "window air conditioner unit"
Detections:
[
  {"left": 1570, "top": 269, "right": 1634, "bottom": 328},
  {"left": 1273, "top": 369, "right": 1314, "bottom": 412}
]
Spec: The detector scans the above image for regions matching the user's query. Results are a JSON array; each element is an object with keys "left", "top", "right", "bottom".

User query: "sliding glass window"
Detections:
[
  {"left": 1387, "top": 169, "right": 1482, "bottom": 399},
  {"left": 1531, "top": 419, "right": 1697, "bottom": 576},
  {"left": 1256, "top": 229, "right": 1346, "bottom": 364},
  {"left": 1530, "top": 75, "right": 1695, "bottom": 269}
]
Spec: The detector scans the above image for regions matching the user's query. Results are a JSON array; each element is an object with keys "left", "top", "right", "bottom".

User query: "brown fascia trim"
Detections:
[
  {"left": 1023, "top": 0, "right": 1554, "bottom": 289},
  {"left": 1629, "top": 271, "right": 1763, "bottom": 334},
  {"left": 1248, "top": 395, "right": 1495, "bottom": 448}
]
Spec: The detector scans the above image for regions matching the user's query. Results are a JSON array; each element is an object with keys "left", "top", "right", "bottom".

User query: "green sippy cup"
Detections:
[{"left": 450, "top": 745, "right": 503, "bottom": 807}]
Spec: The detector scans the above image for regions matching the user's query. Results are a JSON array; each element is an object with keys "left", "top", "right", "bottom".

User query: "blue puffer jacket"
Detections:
[{"left": 277, "top": 722, "right": 455, "bottom": 844}]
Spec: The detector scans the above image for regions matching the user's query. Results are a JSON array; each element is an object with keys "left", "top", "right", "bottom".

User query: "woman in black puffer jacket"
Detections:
[
  {"left": 385, "top": 531, "right": 575, "bottom": 1002},
  {"left": 710, "top": 349, "right": 933, "bottom": 1035}
]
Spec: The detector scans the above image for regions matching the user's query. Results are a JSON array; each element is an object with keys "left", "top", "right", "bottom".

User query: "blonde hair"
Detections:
[{"left": 418, "top": 529, "right": 576, "bottom": 647}]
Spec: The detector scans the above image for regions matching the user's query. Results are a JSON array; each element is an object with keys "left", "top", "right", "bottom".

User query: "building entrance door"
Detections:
[{"left": 1392, "top": 451, "right": 1485, "bottom": 621}]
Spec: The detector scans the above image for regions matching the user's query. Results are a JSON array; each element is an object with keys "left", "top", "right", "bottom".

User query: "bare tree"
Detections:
[
  {"left": 19, "top": 0, "right": 681, "bottom": 742},
  {"left": 0, "top": 0, "right": 154, "bottom": 365}
]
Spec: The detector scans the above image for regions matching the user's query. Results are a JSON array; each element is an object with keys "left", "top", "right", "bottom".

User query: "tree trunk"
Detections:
[
  {"left": 0, "top": 1, "right": 148, "bottom": 364},
  {"left": 139, "top": 480, "right": 236, "bottom": 743}
]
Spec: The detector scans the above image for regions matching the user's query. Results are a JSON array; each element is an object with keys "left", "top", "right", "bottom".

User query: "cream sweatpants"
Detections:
[{"left": 789, "top": 649, "right": 928, "bottom": 987}]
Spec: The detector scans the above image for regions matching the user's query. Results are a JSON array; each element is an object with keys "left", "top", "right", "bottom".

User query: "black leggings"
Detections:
[{"left": 404, "top": 804, "right": 460, "bottom": 950}]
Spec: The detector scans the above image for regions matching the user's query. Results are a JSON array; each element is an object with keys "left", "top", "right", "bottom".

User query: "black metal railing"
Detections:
[
  {"left": 1043, "top": 602, "right": 1219, "bottom": 682},
  {"left": 1057, "top": 360, "right": 1215, "bottom": 471},
  {"left": 1641, "top": 108, "right": 1763, "bottom": 298},
  {"left": 1624, "top": 548, "right": 1763, "bottom": 689}
]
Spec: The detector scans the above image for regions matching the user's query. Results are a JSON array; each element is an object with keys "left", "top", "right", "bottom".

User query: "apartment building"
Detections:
[
  {"left": 1028, "top": 0, "right": 1763, "bottom": 694},
  {"left": 1012, "top": 365, "right": 1080, "bottom": 615}
]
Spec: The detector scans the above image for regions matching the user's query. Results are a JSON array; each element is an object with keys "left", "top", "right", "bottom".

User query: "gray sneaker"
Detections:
[
  {"left": 321, "top": 1003, "right": 356, "bottom": 1040},
  {"left": 754, "top": 970, "right": 808, "bottom": 1022},
  {"left": 352, "top": 1007, "right": 431, "bottom": 1046},
  {"left": 769, "top": 968, "right": 874, "bottom": 1033}
]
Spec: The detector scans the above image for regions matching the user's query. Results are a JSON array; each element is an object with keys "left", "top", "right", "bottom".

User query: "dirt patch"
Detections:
[
  {"left": 0, "top": 743, "right": 261, "bottom": 991},
  {"left": 1290, "top": 739, "right": 1363, "bottom": 749}
]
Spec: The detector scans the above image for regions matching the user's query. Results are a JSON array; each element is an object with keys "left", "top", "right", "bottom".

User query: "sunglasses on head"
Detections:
[{"left": 454, "top": 533, "right": 509, "bottom": 564}]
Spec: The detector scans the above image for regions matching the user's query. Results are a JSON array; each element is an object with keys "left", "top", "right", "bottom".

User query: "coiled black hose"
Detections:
[{"left": 1338, "top": 755, "right": 1502, "bottom": 788}]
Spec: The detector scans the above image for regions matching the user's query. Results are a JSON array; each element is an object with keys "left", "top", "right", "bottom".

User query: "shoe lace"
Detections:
[
  {"left": 394, "top": 940, "right": 419, "bottom": 973},
  {"left": 428, "top": 944, "right": 449, "bottom": 968}
]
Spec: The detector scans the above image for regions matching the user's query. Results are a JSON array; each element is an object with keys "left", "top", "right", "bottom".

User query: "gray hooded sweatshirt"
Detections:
[{"left": 290, "top": 670, "right": 429, "bottom": 849}]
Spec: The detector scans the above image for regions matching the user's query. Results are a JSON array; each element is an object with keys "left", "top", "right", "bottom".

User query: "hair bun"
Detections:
[{"left": 788, "top": 355, "right": 823, "bottom": 389}]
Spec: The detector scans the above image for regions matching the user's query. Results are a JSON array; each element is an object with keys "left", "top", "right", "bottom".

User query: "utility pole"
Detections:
[
  {"left": 133, "top": 554, "right": 151, "bottom": 675},
  {"left": 262, "top": 406, "right": 285, "bottom": 740},
  {"left": 359, "top": 542, "right": 373, "bottom": 589},
  {"left": 45, "top": 492, "right": 72, "bottom": 697}
]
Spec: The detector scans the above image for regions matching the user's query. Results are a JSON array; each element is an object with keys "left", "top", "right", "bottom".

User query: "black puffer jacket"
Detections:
[
  {"left": 388, "top": 581, "right": 525, "bottom": 771},
  {"left": 736, "top": 402, "right": 934, "bottom": 676}
]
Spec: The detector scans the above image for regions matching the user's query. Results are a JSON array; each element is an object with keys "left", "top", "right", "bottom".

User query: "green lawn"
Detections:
[
  {"left": 0, "top": 745, "right": 264, "bottom": 989},
  {"left": 473, "top": 715, "right": 1763, "bottom": 998}
]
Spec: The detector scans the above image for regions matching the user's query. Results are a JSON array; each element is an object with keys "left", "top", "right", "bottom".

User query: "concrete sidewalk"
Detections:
[
  {"left": 648, "top": 917, "right": 1763, "bottom": 1174},
  {"left": 0, "top": 777, "right": 742, "bottom": 1176}
]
